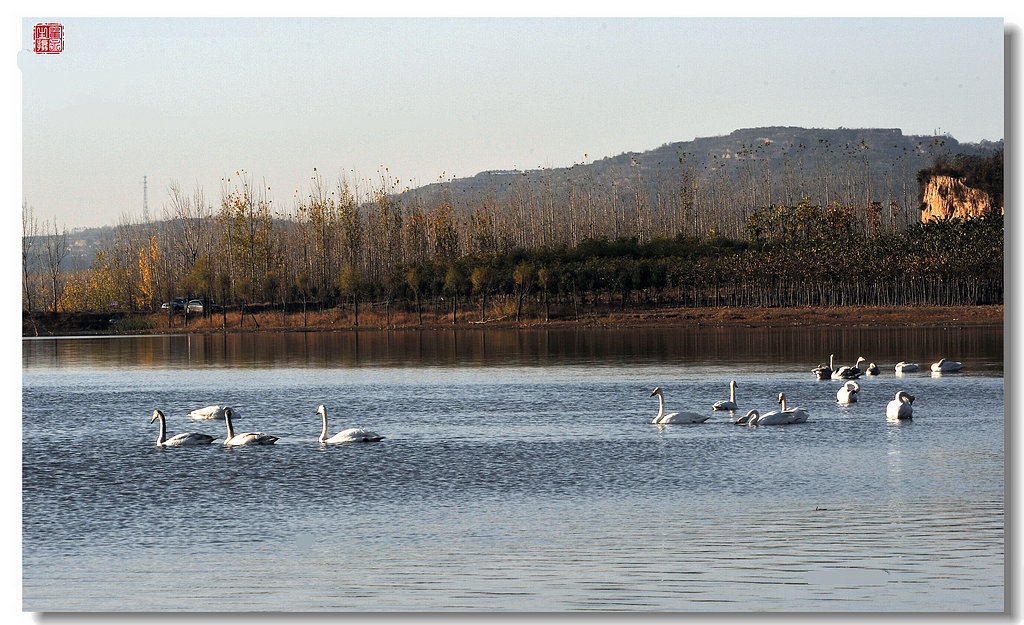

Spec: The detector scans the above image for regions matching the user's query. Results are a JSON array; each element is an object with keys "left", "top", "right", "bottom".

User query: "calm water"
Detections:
[{"left": 22, "top": 326, "right": 1004, "bottom": 611}]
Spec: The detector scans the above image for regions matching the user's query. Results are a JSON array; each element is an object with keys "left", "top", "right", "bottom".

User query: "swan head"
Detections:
[
  {"left": 650, "top": 387, "right": 663, "bottom": 397},
  {"left": 316, "top": 404, "right": 327, "bottom": 416},
  {"left": 223, "top": 407, "right": 234, "bottom": 420},
  {"left": 737, "top": 409, "right": 758, "bottom": 424},
  {"left": 777, "top": 392, "right": 785, "bottom": 405},
  {"left": 846, "top": 381, "right": 859, "bottom": 391},
  {"left": 730, "top": 380, "right": 737, "bottom": 388},
  {"left": 856, "top": 356, "right": 867, "bottom": 367},
  {"left": 150, "top": 409, "right": 164, "bottom": 423},
  {"left": 895, "top": 390, "right": 915, "bottom": 404}
]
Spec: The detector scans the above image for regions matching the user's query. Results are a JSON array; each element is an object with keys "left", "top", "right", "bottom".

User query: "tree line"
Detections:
[{"left": 22, "top": 158, "right": 1003, "bottom": 324}]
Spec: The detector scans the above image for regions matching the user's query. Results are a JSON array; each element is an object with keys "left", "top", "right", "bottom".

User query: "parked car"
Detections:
[
  {"left": 186, "top": 299, "right": 204, "bottom": 313},
  {"left": 160, "top": 298, "right": 186, "bottom": 312}
]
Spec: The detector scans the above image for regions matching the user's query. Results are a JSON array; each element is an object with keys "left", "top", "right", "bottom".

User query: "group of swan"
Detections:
[
  {"left": 656, "top": 352, "right": 938, "bottom": 425},
  {"left": 652, "top": 386, "right": 808, "bottom": 426},
  {"left": 150, "top": 404, "right": 383, "bottom": 447},
  {"left": 817, "top": 355, "right": 964, "bottom": 378},
  {"left": 814, "top": 354, "right": 869, "bottom": 380}
]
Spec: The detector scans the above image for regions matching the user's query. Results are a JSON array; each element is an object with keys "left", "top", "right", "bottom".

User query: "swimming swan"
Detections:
[
  {"left": 317, "top": 404, "right": 384, "bottom": 443},
  {"left": 930, "top": 358, "right": 964, "bottom": 373},
  {"left": 812, "top": 354, "right": 835, "bottom": 379},
  {"left": 837, "top": 381, "right": 860, "bottom": 404},
  {"left": 150, "top": 409, "right": 214, "bottom": 446},
  {"left": 713, "top": 380, "right": 739, "bottom": 411},
  {"left": 189, "top": 405, "right": 235, "bottom": 420},
  {"left": 650, "top": 387, "right": 709, "bottom": 424},
  {"left": 832, "top": 357, "right": 865, "bottom": 380},
  {"left": 894, "top": 362, "right": 919, "bottom": 373},
  {"left": 222, "top": 407, "right": 279, "bottom": 446},
  {"left": 749, "top": 393, "right": 809, "bottom": 425},
  {"left": 886, "top": 390, "right": 915, "bottom": 420},
  {"left": 865, "top": 362, "right": 880, "bottom": 376}
]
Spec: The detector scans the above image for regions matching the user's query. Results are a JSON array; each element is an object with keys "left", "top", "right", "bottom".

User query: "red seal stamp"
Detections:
[{"left": 33, "top": 23, "right": 64, "bottom": 54}]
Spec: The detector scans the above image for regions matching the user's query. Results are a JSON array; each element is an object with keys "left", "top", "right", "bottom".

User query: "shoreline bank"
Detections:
[{"left": 22, "top": 304, "right": 1004, "bottom": 337}]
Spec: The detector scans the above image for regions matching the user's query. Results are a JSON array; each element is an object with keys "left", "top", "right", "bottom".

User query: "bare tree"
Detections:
[
  {"left": 43, "top": 217, "right": 69, "bottom": 311},
  {"left": 22, "top": 203, "right": 39, "bottom": 311}
]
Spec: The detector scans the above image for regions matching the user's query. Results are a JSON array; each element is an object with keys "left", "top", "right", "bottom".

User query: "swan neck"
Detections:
[
  {"left": 780, "top": 396, "right": 787, "bottom": 411},
  {"left": 156, "top": 414, "right": 166, "bottom": 445},
  {"left": 319, "top": 410, "right": 329, "bottom": 443},
  {"left": 656, "top": 393, "right": 665, "bottom": 421},
  {"left": 225, "top": 411, "right": 234, "bottom": 440},
  {"left": 730, "top": 383, "right": 736, "bottom": 402}
]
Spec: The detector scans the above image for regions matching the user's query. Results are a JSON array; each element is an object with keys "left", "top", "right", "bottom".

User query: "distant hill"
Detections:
[{"left": 409, "top": 126, "right": 1002, "bottom": 215}]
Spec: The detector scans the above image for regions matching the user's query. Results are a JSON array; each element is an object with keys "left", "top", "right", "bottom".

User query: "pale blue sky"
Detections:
[{"left": 19, "top": 17, "right": 1007, "bottom": 229}]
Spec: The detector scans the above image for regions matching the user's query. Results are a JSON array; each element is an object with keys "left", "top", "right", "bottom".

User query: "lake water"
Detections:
[{"left": 22, "top": 326, "right": 1005, "bottom": 612}]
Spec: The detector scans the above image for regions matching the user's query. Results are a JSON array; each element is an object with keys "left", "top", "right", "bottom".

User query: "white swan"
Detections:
[
  {"left": 930, "top": 358, "right": 964, "bottom": 373},
  {"left": 317, "top": 404, "right": 384, "bottom": 443},
  {"left": 812, "top": 354, "right": 834, "bottom": 380},
  {"left": 755, "top": 392, "right": 809, "bottom": 424},
  {"left": 837, "top": 381, "right": 860, "bottom": 404},
  {"left": 886, "top": 390, "right": 914, "bottom": 420},
  {"left": 150, "top": 409, "right": 214, "bottom": 446},
  {"left": 189, "top": 405, "right": 235, "bottom": 420},
  {"left": 222, "top": 407, "right": 279, "bottom": 446},
  {"left": 894, "top": 362, "right": 919, "bottom": 373},
  {"left": 865, "top": 362, "right": 879, "bottom": 376},
  {"left": 650, "top": 387, "right": 709, "bottom": 424},
  {"left": 712, "top": 380, "right": 738, "bottom": 411},
  {"left": 832, "top": 356, "right": 865, "bottom": 380}
]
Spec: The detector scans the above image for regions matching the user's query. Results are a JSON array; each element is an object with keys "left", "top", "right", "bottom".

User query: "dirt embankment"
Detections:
[{"left": 23, "top": 305, "right": 1004, "bottom": 337}]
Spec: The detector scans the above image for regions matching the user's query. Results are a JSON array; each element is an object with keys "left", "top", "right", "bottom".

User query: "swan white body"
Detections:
[
  {"left": 894, "top": 362, "right": 919, "bottom": 373},
  {"left": 150, "top": 409, "right": 214, "bottom": 446},
  {"left": 930, "top": 358, "right": 964, "bottom": 373},
  {"left": 886, "top": 390, "right": 915, "bottom": 420},
  {"left": 189, "top": 405, "right": 235, "bottom": 420},
  {"left": 837, "top": 381, "right": 860, "bottom": 404},
  {"left": 813, "top": 354, "right": 835, "bottom": 380},
  {"left": 222, "top": 407, "right": 278, "bottom": 446},
  {"left": 832, "top": 356, "right": 866, "bottom": 380},
  {"left": 712, "top": 380, "right": 738, "bottom": 411},
  {"left": 650, "top": 387, "right": 709, "bottom": 424},
  {"left": 317, "top": 404, "right": 384, "bottom": 443}
]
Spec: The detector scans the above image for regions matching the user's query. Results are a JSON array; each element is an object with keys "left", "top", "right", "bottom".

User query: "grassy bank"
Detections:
[{"left": 23, "top": 304, "right": 1004, "bottom": 337}]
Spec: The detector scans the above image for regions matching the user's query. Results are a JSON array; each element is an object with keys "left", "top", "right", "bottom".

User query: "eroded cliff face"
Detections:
[{"left": 920, "top": 175, "right": 1000, "bottom": 222}]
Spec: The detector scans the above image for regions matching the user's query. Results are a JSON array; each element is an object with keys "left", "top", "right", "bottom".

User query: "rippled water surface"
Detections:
[{"left": 22, "top": 326, "right": 1004, "bottom": 611}]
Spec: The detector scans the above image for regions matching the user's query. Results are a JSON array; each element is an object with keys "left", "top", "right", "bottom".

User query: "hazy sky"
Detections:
[{"left": 19, "top": 17, "right": 1006, "bottom": 230}]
